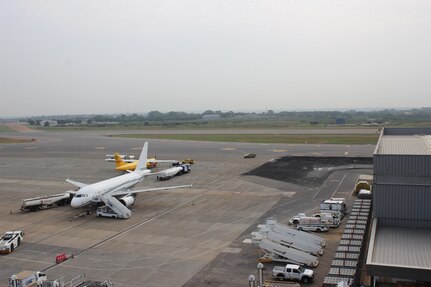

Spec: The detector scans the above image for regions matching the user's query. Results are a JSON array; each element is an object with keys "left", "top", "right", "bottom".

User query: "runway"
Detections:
[{"left": 0, "top": 129, "right": 374, "bottom": 286}]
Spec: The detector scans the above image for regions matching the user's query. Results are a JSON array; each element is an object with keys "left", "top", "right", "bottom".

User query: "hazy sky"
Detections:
[{"left": 1, "top": 1, "right": 430, "bottom": 117}]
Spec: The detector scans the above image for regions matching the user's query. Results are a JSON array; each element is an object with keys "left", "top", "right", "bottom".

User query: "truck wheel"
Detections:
[
  {"left": 302, "top": 276, "right": 311, "bottom": 283},
  {"left": 316, "top": 228, "right": 322, "bottom": 232},
  {"left": 276, "top": 274, "right": 285, "bottom": 280},
  {"left": 17, "top": 238, "right": 21, "bottom": 246},
  {"left": 298, "top": 227, "right": 303, "bottom": 231}
]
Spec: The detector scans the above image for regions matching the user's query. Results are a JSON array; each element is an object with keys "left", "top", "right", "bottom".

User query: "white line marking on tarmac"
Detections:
[
  {"left": 88, "top": 258, "right": 113, "bottom": 262},
  {"left": 0, "top": 256, "right": 50, "bottom": 265},
  {"left": 277, "top": 197, "right": 301, "bottom": 208},
  {"left": 94, "top": 147, "right": 105, "bottom": 150},
  {"left": 331, "top": 172, "right": 347, "bottom": 198},
  {"left": 21, "top": 250, "right": 47, "bottom": 254}
]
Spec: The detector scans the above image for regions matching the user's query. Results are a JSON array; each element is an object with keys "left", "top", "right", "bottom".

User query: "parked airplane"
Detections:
[
  {"left": 108, "top": 152, "right": 178, "bottom": 171},
  {"left": 67, "top": 142, "right": 191, "bottom": 214}
]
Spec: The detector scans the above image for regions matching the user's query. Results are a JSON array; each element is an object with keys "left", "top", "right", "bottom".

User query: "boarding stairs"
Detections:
[
  {"left": 252, "top": 230, "right": 324, "bottom": 256},
  {"left": 261, "top": 218, "right": 327, "bottom": 247},
  {"left": 257, "top": 239, "right": 319, "bottom": 267},
  {"left": 99, "top": 194, "right": 131, "bottom": 219}
]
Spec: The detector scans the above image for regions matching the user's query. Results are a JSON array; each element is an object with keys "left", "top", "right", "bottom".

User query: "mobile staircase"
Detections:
[
  {"left": 259, "top": 218, "right": 327, "bottom": 247},
  {"left": 257, "top": 239, "right": 319, "bottom": 267},
  {"left": 99, "top": 194, "right": 131, "bottom": 219},
  {"left": 252, "top": 230, "right": 324, "bottom": 256}
]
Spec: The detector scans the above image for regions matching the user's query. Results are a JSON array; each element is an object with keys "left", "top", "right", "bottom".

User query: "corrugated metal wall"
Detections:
[
  {"left": 374, "top": 155, "right": 431, "bottom": 177},
  {"left": 373, "top": 184, "right": 431, "bottom": 222}
]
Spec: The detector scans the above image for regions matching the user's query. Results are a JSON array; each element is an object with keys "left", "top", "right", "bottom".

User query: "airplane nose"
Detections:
[{"left": 70, "top": 198, "right": 80, "bottom": 208}]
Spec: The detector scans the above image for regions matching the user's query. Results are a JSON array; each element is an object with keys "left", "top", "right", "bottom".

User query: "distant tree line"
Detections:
[{"left": 21, "top": 107, "right": 431, "bottom": 127}]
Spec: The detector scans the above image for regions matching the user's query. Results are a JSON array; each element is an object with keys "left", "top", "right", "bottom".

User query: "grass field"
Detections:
[
  {"left": 110, "top": 133, "right": 379, "bottom": 145},
  {"left": 0, "top": 125, "right": 14, "bottom": 132}
]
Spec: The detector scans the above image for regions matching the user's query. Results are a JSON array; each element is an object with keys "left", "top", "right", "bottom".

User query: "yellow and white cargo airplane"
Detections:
[{"left": 110, "top": 152, "right": 178, "bottom": 172}]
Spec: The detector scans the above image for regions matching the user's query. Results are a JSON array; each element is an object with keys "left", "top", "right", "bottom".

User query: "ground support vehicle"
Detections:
[
  {"left": 296, "top": 217, "right": 330, "bottom": 232},
  {"left": 244, "top": 153, "right": 256, "bottom": 158},
  {"left": 259, "top": 218, "right": 327, "bottom": 247},
  {"left": 0, "top": 231, "right": 24, "bottom": 254},
  {"left": 9, "top": 272, "right": 112, "bottom": 287},
  {"left": 157, "top": 166, "right": 183, "bottom": 181},
  {"left": 311, "top": 212, "right": 341, "bottom": 227},
  {"left": 8, "top": 271, "right": 47, "bottom": 287},
  {"left": 358, "top": 189, "right": 372, "bottom": 199},
  {"left": 252, "top": 230, "right": 324, "bottom": 256},
  {"left": 20, "top": 192, "right": 73, "bottom": 212},
  {"left": 353, "top": 174, "right": 373, "bottom": 195},
  {"left": 272, "top": 264, "right": 314, "bottom": 283},
  {"left": 320, "top": 198, "right": 347, "bottom": 217},
  {"left": 178, "top": 164, "right": 191, "bottom": 174},
  {"left": 288, "top": 213, "right": 306, "bottom": 225},
  {"left": 181, "top": 158, "right": 194, "bottom": 164},
  {"left": 157, "top": 164, "right": 191, "bottom": 180},
  {"left": 97, "top": 195, "right": 131, "bottom": 219},
  {"left": 96, "top": 206, "right": 119, "bottom": 219},
  {"left": 290, "top": 212, "right": 340, "bottom": 227},
  {"left": 257, "top": 239, "right": 319, "bottom": 267}
]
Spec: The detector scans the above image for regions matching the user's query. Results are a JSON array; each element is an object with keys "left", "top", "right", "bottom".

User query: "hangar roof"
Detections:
[{"left": 376, "top": 135, "right": 431, "bottom": 155}]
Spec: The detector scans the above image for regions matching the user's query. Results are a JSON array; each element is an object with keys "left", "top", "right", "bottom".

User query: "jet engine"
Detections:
[{"left": 119, "top": 195, "right": 135, "bottom": 207}]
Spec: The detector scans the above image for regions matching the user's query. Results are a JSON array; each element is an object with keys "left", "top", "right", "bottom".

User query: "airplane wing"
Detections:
[
  {"left": 156, "top": 160, "right": 179, "bottom": 164},
  {"left": 111, "top": 184, "right": 192, "bottom": 196},
  {"left": 65, "top": 178, "right": 87, "bottom": 188},
  {"left": 105, "top": 158, "right": 135, "bottom": 163},
  {"left": 147, "top": 159, "right": 179, "bottom": 163}
]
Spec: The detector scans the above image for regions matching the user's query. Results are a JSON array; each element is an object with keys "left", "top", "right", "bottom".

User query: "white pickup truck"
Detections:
[
  {"left": 288, "top": 213, "right": 306, "bottom": 225},
  {"left": 272, "top": 264, "right": 314, "bottom": 283}
]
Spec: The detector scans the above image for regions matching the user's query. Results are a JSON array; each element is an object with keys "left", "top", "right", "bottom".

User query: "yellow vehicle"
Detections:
[{"left": 181, "top": 159, "right": 194, "bottom": 164}]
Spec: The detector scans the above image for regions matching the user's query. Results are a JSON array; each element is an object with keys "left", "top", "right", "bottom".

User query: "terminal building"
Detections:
[{"left": 367, "top": 128, "right": 431, "bottom": 286}]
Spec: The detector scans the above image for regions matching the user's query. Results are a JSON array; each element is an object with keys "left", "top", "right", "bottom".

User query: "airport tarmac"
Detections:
[{"left": 0, "top": 130, "right": 375, "bottom": 286}]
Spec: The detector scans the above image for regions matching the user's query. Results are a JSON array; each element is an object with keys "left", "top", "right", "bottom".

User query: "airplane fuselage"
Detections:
[{"left": 70, "top": 170, "right": 150, "bottom": 208}]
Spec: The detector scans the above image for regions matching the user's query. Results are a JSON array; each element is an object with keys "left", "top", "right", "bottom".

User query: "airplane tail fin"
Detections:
[
  {"left": 114, "top": 153, "right": 126, "bottom": 167},
  {"left": 135, "top": 142, "right": 149, "bottom": 171}
]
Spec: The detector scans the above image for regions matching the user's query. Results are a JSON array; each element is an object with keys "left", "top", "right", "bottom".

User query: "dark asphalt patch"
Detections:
[{"left": 244, "top": 156, "right": 373, "bottom": 187}]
